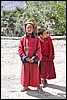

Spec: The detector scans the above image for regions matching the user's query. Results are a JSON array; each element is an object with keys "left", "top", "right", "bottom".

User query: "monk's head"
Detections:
[{"left": 24, "top": 19, "right": 36, "bottom": 34}]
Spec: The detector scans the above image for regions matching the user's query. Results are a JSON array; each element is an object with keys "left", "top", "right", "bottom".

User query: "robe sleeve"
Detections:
[
  {"left": 18, "top": 37, "right": 27, "bottom": 61},
  {"left": 35, "top": 37, "right": 42, "bottom": 61},
  {"left": 31, "top": 55, "right": 38, "bottom": 62},
  {"left": 22, "top": 55, "right": 28, "bottom": 62},
  {"left": 47, "top": 34, "right": 55, "bottom": 60}
]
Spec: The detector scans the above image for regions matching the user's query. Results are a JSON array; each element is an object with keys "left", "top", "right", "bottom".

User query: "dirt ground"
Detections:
[{"left": 1, "top": 38, "right": 66, "bottom": 99}]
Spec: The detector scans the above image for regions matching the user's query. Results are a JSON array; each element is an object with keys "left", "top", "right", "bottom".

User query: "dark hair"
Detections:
[{"left": 37, "top": 28, "right": 46, "bottom": 36}]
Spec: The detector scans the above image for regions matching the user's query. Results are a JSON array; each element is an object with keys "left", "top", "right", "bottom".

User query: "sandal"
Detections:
[
  {"left": 37, "top": 85, "right": 44, "bottom": 94},
  {"left": 21, "top": 87, "right": 29, "bottom": 92}
]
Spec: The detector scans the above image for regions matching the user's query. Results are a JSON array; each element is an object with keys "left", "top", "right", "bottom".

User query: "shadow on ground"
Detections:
[{"left": 26, "top": 83, "right": 66, "bottom": 99}]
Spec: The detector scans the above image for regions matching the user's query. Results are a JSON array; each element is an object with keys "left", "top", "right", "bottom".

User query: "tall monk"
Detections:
[{"left": 18, "top": 19, "right": 43, "bottom": 93}]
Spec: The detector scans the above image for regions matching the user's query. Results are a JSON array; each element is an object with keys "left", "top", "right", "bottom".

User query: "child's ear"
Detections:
[
  {"left": 40, "top": 34, "right": 43, "bottom": 36},
  {"left": 39, "top": 34, "right": 41, "bottom": 37}
]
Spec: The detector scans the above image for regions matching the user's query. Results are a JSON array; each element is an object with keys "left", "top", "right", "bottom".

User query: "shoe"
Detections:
[
  {"left": 21, "top": 87, "right": 29, "bottom": 92},
  {"left": 37, "top": 85, "right": 44, "bottom": 94},
  {"left": 44, "top": 79, "right": 47, "bottom": 84},
  {"left": 42, "top": 79, "right": 47, "bottom": 88}
]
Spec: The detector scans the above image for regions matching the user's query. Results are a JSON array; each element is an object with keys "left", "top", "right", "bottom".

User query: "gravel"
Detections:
[{"left": 1, "top": 39, "right": 66, "bottom": 99}]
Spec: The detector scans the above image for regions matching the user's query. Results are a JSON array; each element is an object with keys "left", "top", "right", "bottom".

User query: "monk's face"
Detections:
[
  {"left": 25, "top": 24, "right": 34, "bottom": 34},
  {"left": 40, "top": 31, "right": 46, "bottom": 40},
  {"left": 43, "top": 30, "right": 46, "bottom": 38}
]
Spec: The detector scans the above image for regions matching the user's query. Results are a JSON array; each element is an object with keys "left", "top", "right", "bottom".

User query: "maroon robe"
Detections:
[
  {"left": 18, "top": 34, "right": 42, "bottom": 87},
  {"left": 39, "top": 34, "right": 56, "bottom": 79}
]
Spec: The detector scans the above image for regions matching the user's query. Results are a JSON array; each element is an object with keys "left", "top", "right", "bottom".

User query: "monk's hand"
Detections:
[
  {"left": 26, "top": 57, "right": 30, "bottom": 62},
  {"left": 53, "top": 55, "right": 55, "bottom": 59},
  {"left": 29, "top": 58, "right": 34, "bottom": 63}
]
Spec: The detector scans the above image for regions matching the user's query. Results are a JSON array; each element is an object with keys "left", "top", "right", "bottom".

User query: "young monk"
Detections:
[
  {"left": 37, "top": 28, "right": 56, "bottom": 87},
  {"left": 18, "top": 19, "right": 43, "bottom": 93}
]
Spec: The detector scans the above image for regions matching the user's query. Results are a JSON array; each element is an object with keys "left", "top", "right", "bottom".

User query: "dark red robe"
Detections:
[
  {"left": 39, "top": 34, "right": 56, "bottom": 79},
  {"left": 18, "top": 34, "right": 42, "bottom": 87}
]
